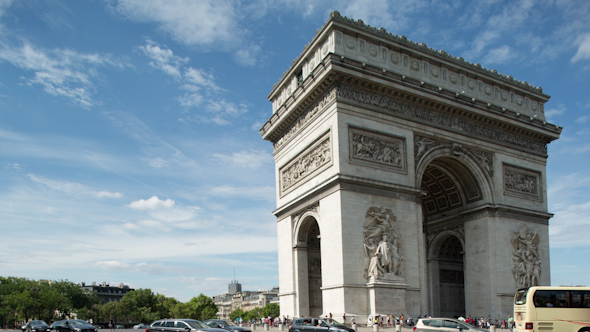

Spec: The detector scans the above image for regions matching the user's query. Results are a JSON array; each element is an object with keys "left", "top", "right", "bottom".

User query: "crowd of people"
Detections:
[
  {"left": 457, "top": 315, "right": 516, "bottom": 329},
  {"left": 367, "top": 314, "right": 413, "bottom": 328}
]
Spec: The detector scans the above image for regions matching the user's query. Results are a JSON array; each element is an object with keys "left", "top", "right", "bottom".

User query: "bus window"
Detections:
[
  {"left": 515, "top": 288, "right": 528, "bottom": 305},
  {"left": 572, "top": 291, "right": 590, "bottom": 308},
  {"left": 533, "top": 290, "right": 568, "bottom": 308}
]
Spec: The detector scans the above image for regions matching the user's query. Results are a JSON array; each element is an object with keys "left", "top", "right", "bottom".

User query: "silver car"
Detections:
[{"left": 413, "top": 318, "right": 486, "bottom": 332}]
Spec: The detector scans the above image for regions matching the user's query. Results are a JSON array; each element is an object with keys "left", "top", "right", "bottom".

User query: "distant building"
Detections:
[
  {"left": 80, "top": 282, "right": 134, "bottom": 304},
  {"left": 212, "top": 281, "right": 279, "bottom": 319},
  {"left": 228, "top": 280, "right": 242, "bottom": 294}
]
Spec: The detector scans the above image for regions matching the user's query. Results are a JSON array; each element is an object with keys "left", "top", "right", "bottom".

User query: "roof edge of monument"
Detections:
[{"left": 269, "top": 11, "right": 547, "bottom": 99}]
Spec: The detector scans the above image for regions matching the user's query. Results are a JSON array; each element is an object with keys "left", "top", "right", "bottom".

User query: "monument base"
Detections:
[{"left": 367, "top": 277, "right": 409, "bottom": 316}]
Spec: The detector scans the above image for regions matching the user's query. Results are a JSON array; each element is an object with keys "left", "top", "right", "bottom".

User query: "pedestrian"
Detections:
[
  {"left": 108, "top": 318, "right": 114, "bottom": 332},
  {"left": 342, "top": 313, "right": 346, "bottom": 323},
  {"left": 400, "top": 313, "right": 404, "bottom": 327},
  {"left": 329, "top": 313, "right": 332, "bottom": 319}
]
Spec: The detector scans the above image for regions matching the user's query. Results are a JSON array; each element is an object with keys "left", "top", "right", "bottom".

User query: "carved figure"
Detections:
[
  {"left": 511, "top": 226, "right": 541, "bottom": 287},
  {"left": 363, "top": 206, "right": 403, "bottom": 279}
]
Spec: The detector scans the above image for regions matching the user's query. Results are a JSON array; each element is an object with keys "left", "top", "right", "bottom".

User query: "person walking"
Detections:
[{"left": 108, "top": 318, "right": 114, "bottom": 332}]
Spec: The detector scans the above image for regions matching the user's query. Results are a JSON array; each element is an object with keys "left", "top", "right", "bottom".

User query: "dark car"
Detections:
[
  {"left": 289, "top": 318, "right": 353, "bottom": 332},
  {"left": 22, "top": 321, "right": 51, "bottom": 332},
  {"left": 148, "top": 319, "right": 227, "bottom": 332},
  {"left": 413, "top": 318, "right": 487, "bottom": 332},
  {"left": 203, "top": 320, "right": 251, "bottom": 332},
  {"left": 55, "top": 320, "right": 97, "bottom": 332},
  {"left": 51, "top": 322, "right": 63, "bottom": 331}
]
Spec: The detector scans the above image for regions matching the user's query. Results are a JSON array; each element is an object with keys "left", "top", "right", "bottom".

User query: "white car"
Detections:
[{"left": 413, "top": 318, "right": 487, "bottom": 331}]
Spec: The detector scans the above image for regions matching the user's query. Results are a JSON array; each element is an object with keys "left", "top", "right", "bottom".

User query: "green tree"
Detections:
[
  {"left": 261, "top": 303, "right": 279, "bottom": 319},
  {"left": 229, "top": 308, "right": 245, "bottom": 322},
  {"left": 183, "top": 294, "right": 217, "bottom": 321}
]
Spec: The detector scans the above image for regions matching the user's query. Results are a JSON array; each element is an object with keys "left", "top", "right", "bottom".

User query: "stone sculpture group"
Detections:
[
  {"left": 363, "top": 206, "right": 403, "bottom": 279},
  {"left": 511, "top": 226, "right": 541, "bottom": 288}
]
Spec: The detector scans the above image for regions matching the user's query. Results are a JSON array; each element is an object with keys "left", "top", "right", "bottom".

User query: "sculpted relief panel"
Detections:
[
  {"left": 349, "top": 127, "right": 406, "bottom": 173},
  {"left": 503, "top": 164, "right": 542, "bottom": 201},
  {"left": 280, "top": 131, "right": 332, "bottom": 195},
  {"left": 511, "top": 226, "right": 541, "bottom": 288},
  {"left": 362, "top": 206, "right": 403, "bottom": 280}
]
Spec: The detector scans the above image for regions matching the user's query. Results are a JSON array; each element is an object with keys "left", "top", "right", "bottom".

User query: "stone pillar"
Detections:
[
  {"left": 372, "top": 324, "right": 379, "bottom": 332},
  {"left": 279, "top": 324, "right": 283, "bottom": 331},
  {"left": 352, "top": 323, "right": 356, "bottom": 331},
  {"left": 264, "top": 324, "right": 269, "bottom": 331}
]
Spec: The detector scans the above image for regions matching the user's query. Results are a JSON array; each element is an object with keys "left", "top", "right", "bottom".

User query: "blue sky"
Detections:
[{"left": 0, "top": 0, "right": 589, "bottom": 302}]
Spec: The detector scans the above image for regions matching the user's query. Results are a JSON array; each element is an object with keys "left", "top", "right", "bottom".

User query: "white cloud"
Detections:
[
  {"left": 27, "top": 174, "right": 123, "bottom": 199},
  {"left": 0, "top": 42, "right": 124, "bottom": 107},
  {"left": 213, "top": 150, "right": 272, "bottom": 169},
  {"left": 139, "top": 40, "right": 187, "bottom": 79},
  {"left": 550, "top": 201, "right": 590, "bottom": 248},
  {"left": 94, "top": 191, "right": 123, "bottom": 198},
  {"left": 208, "top": 185, "right": 275, "bottom": 202},
  {"left": 95, "top": 260, "right": 166, "bottom": 274},
  {"left": 545, "top": 104, "right": 566, "bottom": 122},
  {"left": 482, "top": 45, "right": 515, "bottom": 64},
  {"left": 127, "top": 196, "right": 175, "bottom": 210},
  {"left": 572, "top": 33, "right": 590, "bottom": 63},
  {"left": 111, "top": 0, "right": 240, "bottom": 50}
]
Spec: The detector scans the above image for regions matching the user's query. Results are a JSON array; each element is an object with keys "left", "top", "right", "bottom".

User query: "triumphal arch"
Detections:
[{"left": 260, "top": 12, "right": 561, "bottom": 320}]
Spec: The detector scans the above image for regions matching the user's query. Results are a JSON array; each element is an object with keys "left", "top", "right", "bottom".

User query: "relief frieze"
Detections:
[
  {"left": 274, "top": 87, "right": 337, "bottom": 151},
  {"left": 414, "top": 135, "right": 442, "bottom": 162},
  {"left": 349, "top": 127, "right": 406, "bottom": 173},
  {"left": 503, "top": 164, "right": 541, "bottom": 200},
  {"left": 337, "top": 85, "right": 547, "bottom": 154},
  {"left": 280, "top": 132, "right": 332, "bottom": 195}
]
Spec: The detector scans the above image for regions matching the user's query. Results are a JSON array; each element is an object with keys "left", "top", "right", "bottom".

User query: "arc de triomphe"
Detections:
[{"left": 260, "top": 12, "right": 560, "bottom": 320}]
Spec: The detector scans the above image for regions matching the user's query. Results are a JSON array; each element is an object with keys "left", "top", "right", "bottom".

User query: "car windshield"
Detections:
[
  {"left": 220, "top": 321, "right": 237, "bottom": 327},
  {"left": 322, "top": 319, "right": 342, "bottom": 327},
  {"left": 70, "top": 321, "right": 88, "bottom": 326},
  {"left": 32, "top": 321, "right": 48, "bottom": 326},
  {"left": 187, "top": 321, "right": 208, "bottom": 329}
]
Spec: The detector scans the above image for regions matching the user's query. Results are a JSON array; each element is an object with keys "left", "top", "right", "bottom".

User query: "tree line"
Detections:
[
  {"left": 0, "top": 277, "right": 217, "bottom": 328},
  {"left": 229, "top": 303, "right": 280, "bottom": 323}
]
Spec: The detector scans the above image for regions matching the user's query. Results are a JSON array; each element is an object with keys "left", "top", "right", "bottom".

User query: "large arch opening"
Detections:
[
  {"left": 294, "top": 215, "right": 323, "bottom": 317},
  {"left": 420, "top": 156, "right": 485, "bottom": 318}
]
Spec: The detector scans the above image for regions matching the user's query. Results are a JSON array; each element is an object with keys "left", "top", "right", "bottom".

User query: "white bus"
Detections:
[{"left": 514, "top": 286, "right": 590, "bottom": 332}]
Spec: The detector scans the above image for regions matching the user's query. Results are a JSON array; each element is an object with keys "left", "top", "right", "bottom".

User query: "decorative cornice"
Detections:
[
  {"left": 337, "top": 84, "right": 548, "bottom": 155},
  {"left": 272, "top": 11, "right": 547, "bottom": 97}
]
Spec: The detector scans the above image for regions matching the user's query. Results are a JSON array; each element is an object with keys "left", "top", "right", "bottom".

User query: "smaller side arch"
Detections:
[{"left": 293, "top": 209, "right": 321, "bottom": 247}]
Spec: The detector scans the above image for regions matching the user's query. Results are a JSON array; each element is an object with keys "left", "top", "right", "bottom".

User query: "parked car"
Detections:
[
  {"left": 115, "top": 325, "right": 123, "bottom": 329},
  {"left": 148, "top": 319, "right": 227, "bottom": 332},
  {"left": 133, "top": 324, "right": 149, "bottom": 329},
  {"left": 413, "top": 318, "right": 487, "bottom": 331},
  {"left": 51, "top": 322, "right": 63, "bottom": 331},
  {"left": 54, "top": 320, "right": 97, "bottom": 332},
  {"left": 202, "top": 320, "right": 250, "bottom": 332},
  {"left": 22, "top": 321, "right": 51, "bottom": 332},
  {"left": 288, "top": 318, "right": 353, "bottom": 332}
]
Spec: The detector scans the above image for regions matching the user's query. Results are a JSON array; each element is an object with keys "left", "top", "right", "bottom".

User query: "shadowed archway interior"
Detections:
[{"left": 421, "top": 157, "right": 482, "bottom": 318}]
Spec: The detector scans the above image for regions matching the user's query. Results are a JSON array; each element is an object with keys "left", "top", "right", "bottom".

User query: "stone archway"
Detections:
[
  {"left": 293, "top": 213, "right": 323, "bottom": 317},
  {"left": 428, "top": 233, "right": 465, "bottom": 318},
  {"left": 419, "top": 154, "right": 488, "bottom": 318}
]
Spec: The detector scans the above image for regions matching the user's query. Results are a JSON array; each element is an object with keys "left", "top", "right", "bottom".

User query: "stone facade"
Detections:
[
  {"left": 261, "top": 12, "right": 560, "bottom": 321},
  {"left": 213, "top": 288, "right": 279, "bottom": 319}
]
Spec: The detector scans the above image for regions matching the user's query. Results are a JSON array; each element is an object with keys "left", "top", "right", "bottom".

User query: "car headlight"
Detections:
[{"left": 75, "top": 329, "right": 81, "bottom": 332}]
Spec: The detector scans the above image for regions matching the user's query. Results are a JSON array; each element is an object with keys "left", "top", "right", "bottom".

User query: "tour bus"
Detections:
[{"left": 514, "top": 286, "right": 590, "bottom": 332}]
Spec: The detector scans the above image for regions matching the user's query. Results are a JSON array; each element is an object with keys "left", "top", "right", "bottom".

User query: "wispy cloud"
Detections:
[
  {"left": 111, "top": 0, "right": 261, "bottom": 65},
  {"left": 27, "top": 173, "right": 123, "bottom": 199},
  {"left": 139, "top": 41, "right": 247, "bottom": 125},
  {"left": 545, "top": 104, "right": 566, "bottom": 122},
  {"left": 0, "top": 41, "right": 125, "bottom": 107},
  {"left": 572, "top": 33, "right": 590, "bottom": 63}
]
